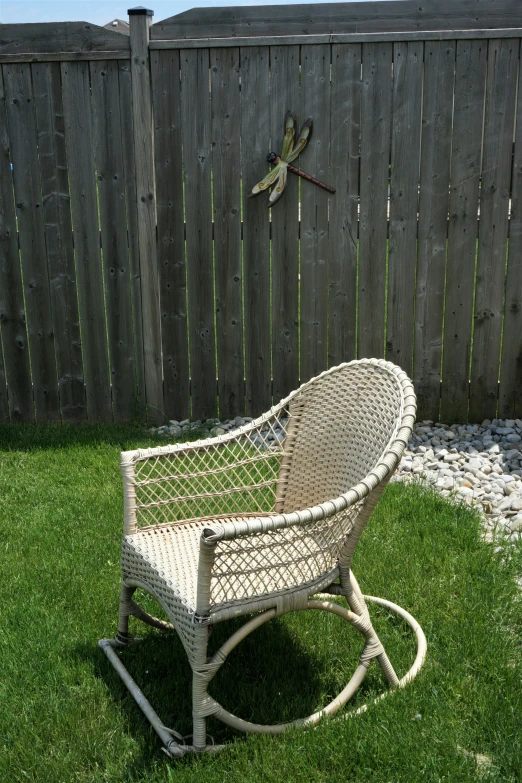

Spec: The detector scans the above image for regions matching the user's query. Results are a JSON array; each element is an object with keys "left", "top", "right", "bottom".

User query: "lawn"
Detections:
[{"left": 1, "top": 424, "right": 521, "bottom": 783}]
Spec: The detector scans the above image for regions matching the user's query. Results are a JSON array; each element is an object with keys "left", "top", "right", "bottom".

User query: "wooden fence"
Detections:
[{"left": 1, "top": 1, "right": 522, "bottom": 425}]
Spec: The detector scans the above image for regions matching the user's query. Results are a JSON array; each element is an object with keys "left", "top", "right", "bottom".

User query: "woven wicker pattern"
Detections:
[
  {"left": 118, "top": 360, "right": 415, "bottom": 663},
  {"left": 105, "top": 360, "right": 421, "bottom": 754},
  {"left": 208, "top": 503, "right": 364, "bottom": 608},
  {"left": 104, "top": 360, "right": 421, "bottom": 753},
  {"left": 131, "top": 409, "right": 290, "bottom": 528}
]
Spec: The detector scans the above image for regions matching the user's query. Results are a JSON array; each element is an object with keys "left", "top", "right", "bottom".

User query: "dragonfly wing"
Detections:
[
  {"left": 267, "top": 165, "right": 287, "bottom": 207},
  {"left": 247, "top": 163, "right": 283, "bottom": 197},
  {"left": 288, "top": 118, "right": 313, "bottom": 162},
  {"left": 280, "top": 111, "right": 296, "bottom": 162}
]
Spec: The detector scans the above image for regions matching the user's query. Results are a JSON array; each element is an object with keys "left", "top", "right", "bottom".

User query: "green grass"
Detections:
[{"left": 1, "top": 424, "right": 522, "bottom": 783}]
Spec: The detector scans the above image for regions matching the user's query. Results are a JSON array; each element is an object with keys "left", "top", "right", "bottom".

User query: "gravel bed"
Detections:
[{"left": 151, "top": 416, "right": 522, "bottom": 543}]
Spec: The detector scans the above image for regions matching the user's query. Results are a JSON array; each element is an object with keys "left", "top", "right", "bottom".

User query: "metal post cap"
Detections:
[{"left": 128, "top": 6, "right": 154, "bottom": 15}]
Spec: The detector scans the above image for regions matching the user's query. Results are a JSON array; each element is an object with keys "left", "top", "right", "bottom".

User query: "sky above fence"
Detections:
[{"left": 1, "top": 0, "right": 376, "bottom": 26}]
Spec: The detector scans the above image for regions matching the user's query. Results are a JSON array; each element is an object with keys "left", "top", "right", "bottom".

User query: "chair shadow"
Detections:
[{"left": 79, "top": 609, "right": 364, "bottom": 769}]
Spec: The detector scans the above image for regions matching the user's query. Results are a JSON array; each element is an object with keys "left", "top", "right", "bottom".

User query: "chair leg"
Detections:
[
  {"left": 116, "top": 582, "right": 137, "bottom": 644},
  {"left": 191, "top": 625, "right": 211, "bottom": 752},
  {"left": 339, "top": 569, "right": 400, "bottom": 687},
  {"left": 376, "top": 650, "right": 400, "bottom": 687}
]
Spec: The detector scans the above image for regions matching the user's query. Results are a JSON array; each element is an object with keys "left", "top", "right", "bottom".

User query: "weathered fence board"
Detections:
[
  {"left": 499, "top": 52, "right": 522, "bottom": 418},
  {"left": 469, "top": 38, "right": 519, "bottom": 422},
  {"left": 150, "top": 29, "right": 522, "bottom": 50},
  {"left": 90, "top": 60, "right": 136, "bottom": 421},
  {"left": 118, "top": 59, "right": 146, "bottom": 416},
  {"left": 152, "top": 1, "right": 522, "bottom": 39},
  {"left": 441, "top": 39, "right": 487, "bottom": 423},
  {"left": 241, "top": 46, "right": 271, "bottom": 416},
  {"left": 0, "top": 22, "right": 130, "bottom": 55},
  {"left": 414, "top": 41, "right": 455, "bottom": 422},
  {"left": 300, "top": 43, "right": 330, "bottom": 382},
  {"left": 181, "top": 47, "right": 217, "bottom": 419},
  {"left": 61, "top": 61, "right": 112, "bottom": 421},
  {"left": 0, "top": 66, "right": 33, "bottom": 421},
  {"left": 358, "top": 42, "right": 393, "bottom": 359},
  {"left": 0, "top": 343, "right": 7, "bottom": 422},
  {"left": 151, "top": 48, "right": 190, "bottom": 420},
  {"left": 269, "top": 44, "right": 300, "bottom": 402},
  {"left": 386, "top": 41, "right": 423, "bottom": 375},
  {"left": 31, "top": 61, "right": 86, "bottom": 420},
  {"left": 4, "top": 62, "right": 60, "bottom": 421},
  {"left": 129, "top": 13, "right": 163, "bottom": 424},
  {"left": 328, "top": 43, "right": 360, "bottom": 368},
  {"left": 211, "top": 47, "right": 244, "bottom": 418}
]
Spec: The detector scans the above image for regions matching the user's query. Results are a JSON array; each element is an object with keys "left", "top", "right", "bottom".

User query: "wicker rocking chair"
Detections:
[{"left": 99, "top": 359, "right": 426, "bottom": 757}]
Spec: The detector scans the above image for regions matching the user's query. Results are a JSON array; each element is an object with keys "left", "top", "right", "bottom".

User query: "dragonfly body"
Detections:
[
  {"left": 248, "top": 111, "right": 335, "bottom": 207},
  {"left": 267, "top": 152, "right": 336, "bottom": 195}
]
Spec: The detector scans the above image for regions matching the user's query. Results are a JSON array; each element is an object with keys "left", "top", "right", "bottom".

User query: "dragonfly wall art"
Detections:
[{"left": 248, "top": 110, "right": 335, "bottom": 208}]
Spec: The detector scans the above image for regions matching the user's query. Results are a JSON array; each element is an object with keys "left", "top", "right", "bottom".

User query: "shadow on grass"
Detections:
[{"left": 81, "top": 604, "right": 369, "bottom": 767}]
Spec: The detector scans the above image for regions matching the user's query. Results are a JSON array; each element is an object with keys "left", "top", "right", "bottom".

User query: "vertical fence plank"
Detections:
[
  {"left": 414, "top": 41, "right": 455, "bottom": 422},
  {"left": 61, "top": 61, "right": 112, "bottom": 421},
  {"left": 328, "top": 43, "right": 361, "bottom": 367},
  {"left": 300, "top": 43, "right": 331, "bottom": 382},
  {"left": 118, "top": 59, "right": 146, "bottom": 417},
  {"left": 386, "top": 41, "right": 423, "bottom": 375},
  {"left": 241, "top": 46, "right": 271, "bottom": 416},
  {"left": 129, "top": 10, "right": 163, "bottom": 424},
  {"left": 0, "top": 66, "right": 33, "bottom": 421},
  {"left": 90, "top": 60, "right": 136, "bottom": 421},
  {"left": 32, "top": 61, "right": 86, "bottom": 421},
  {"left": 181, "top": 47, "right": 216, "bottom": 419},
  {"left": 211, "top": 47, "right": 243, "bottom": 417},
  {"left": 151, "top": 48, "right": 190, "bottom": 421},
  {"left": 270, "top": 45, "right": 300, "bottom": 400},
  {"left": 0, "top": 340, "right": 7, "bottom": 422},
  {"left": 469, "top": 38, "right": 519, "bottom": 422},
  {"left": 441, "top": 40, "right": 487, "bottom": 423},
  {"left": 358, "top": 42, "right": 393, "bottom": 359},
  {"left": 499, "top": 49, "right": 522, "bottom": 419},
  {"left": 4, "top": 62, "right": 60, "bottom": 421}
]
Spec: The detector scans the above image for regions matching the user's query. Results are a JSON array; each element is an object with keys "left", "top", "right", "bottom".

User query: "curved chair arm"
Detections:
[
  {"left": 120, "top": 405, "right": 293, "bottom": 536},
  {"left": 201, "top": 412, "right": 415, "bottom": 546}
]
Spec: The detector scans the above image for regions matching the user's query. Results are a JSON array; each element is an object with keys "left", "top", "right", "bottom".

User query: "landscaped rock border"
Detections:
[{"left": 150, "top": 417, "right": 522, "bottom": 542}]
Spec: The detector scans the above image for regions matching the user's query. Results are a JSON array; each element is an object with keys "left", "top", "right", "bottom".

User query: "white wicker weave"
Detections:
[{"left": 99, "top": 359, "right": 427, "bottom": 757}]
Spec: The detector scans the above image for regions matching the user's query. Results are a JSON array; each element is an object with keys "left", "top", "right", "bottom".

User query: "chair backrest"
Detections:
[
  {"left": 203, "top": 360, "right": 415, "bottom": 614},
  {"left": 275, "top": 361, "right": 405, "bottom": 512}
]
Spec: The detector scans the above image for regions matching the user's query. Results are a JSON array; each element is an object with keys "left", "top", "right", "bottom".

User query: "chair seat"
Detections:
[
  {"left": 121, "top": 511, "right": 342, "bottom": 626},
  {"left": 121, "top": 515, "right": 274, "bottom": 622}
]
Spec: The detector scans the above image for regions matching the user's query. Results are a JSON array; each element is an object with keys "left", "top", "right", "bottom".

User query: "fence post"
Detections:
[{"left": 128, "top": 6, "right": 163, "bottom": 424}]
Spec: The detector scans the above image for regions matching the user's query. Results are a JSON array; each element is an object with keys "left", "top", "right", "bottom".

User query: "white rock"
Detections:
[
  {"left": 457, "top": 487, "right": 474, "bottom": 498},
  {"left": 508, "top": 514, "right": 522, "bottom": 531},
  {"left": 499, "top": 496, "right": 514, "bottom": 511},
  {"left": 511, "top": 496, "right": 522, "bottom": 512}
]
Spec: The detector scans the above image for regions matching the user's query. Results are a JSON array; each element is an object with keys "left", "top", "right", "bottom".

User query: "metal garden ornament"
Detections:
[{"left": 248, "top": 110, "right": 336, "bottom": 208}]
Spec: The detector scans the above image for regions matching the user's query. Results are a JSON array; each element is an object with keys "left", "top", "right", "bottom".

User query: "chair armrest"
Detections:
[{"left": 120, "top": 408, "right": 291, "bottom": 535}]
